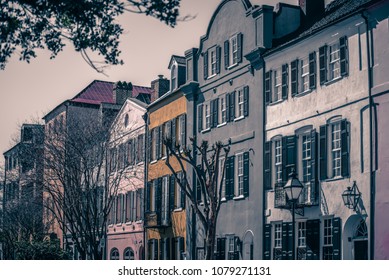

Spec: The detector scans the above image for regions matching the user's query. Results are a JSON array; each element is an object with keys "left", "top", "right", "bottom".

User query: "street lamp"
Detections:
[{"left": 284, "top": 169, "right": 304, "bottom": 260}]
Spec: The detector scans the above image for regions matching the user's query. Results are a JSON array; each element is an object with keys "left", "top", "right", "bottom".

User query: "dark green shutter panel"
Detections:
[
  {"left": 166, "top": 238, "right": 171, "bottom": 260},
  {"left": 203, "top": 51, "right": 208, "bottom": 80},
  {"left": 156, "top": 178, "right": 162, "bottom": 224},
  {"left": 309, "top": 51, "right": 316, "bottom": 89},
  {"left": 333, "top": 217, "right": 342, "bottom": 260},
  {"left": 216, "top": 45, "right": 221, "bottom": 74},
  {"left": 341, "top": 119, "right": 350, "bottom": 177},
  {"left": 225, "top": 156, "right": 234, "bottom": 200},
  {"left": 220, "top": 237, "right": 226, "bottom": 260},
  {"left": 282, "top": 136, "right": 288, "bottom": 182},
  {"left": 154, "top": 239, "right": 159, "bottom": 260},
  {"left": 171, "top": 238, "right": 176, "bottom": 260},
  {"left": 169, "top": 175, "right": 175, "bottom": 211},
  {"left": 147, "top": 239, "right": 152, "bottom": 260},
  {"left": 147, "top": 129, "right": 152, "bottom": 162},
  {"left": 243, "top": 151, "right": 249, "bottom": 197},
  {"left": 229, "top": 155, "right": 235, "bottom": 198},
  {"left": 310, "top": 129, "right": 318, "bottom": 204},
  {"left": 196, "top": 165, "right": 202, "bottom": 203},
  {"left": 243, "top": 86, "right": 249, "bottom": 117},
  {"left": 339, "top": 36, "right": 348, "bottom": 76},
  {"left": 306, "top": 219, "right": 320, "bottom": 260},
  {"left": 225, "top": 157, "right": 231, "bottom": 199},
  {"left": 213, "top": 99, "right": 219, "bottom": 127},
  {"left": 178, "top": 237, "right": 185, "bottom": 259},
  {"left": 319, "top": 124, "right": 328, "bottom": 180},
  {"left": 155, "top": 127, "right": 160, "bottom": 159},
  {"left": 197, "top": 104, "right": 203, "bottom": 132},
  {"left": 171, "top": 119, "right": 176, "bottom": 150},
  {"left": 237, "top": 33, "right": 243, "bottom": 63},
  {"left": 264, "top": 141, "right": 272, "bottom": 190},
  {"left": 181, "top": 114, "right": 187, "bottom": 147},
  {"left": 286, "top": 136, "right": 297, "bottom": 176},
  {"left": 180, "top": 183, "right": 186, "bottom": 209},
  {"left": 224, "top": 40, "right": 230, "bottom": 69},
  {"left": 234, "top": 236, "right": 240, "bottom": 260},
  {"left": 210, "top": 99, "right": 215, "bottom": 128},
  {"left": 263, "top": 224, "right": 272, "bottom": 260},
  {"left": 145, "top": 182, "right": 151, "bottom": 212},
  {"left": 282, "top": 64, "right": 288, "bottom": 100},
  {"left": 291, "top": 59, "right": 299, "bottom": 97},
  {"left": 158, "top": 125, "right": 163, "bottom": 159},
  {"left": 287, "top": 222, "right": 294, "bottom": 259},
  {"left": 230, "top": 91, "right": 235, "bottom": 120},
  {"left": 319, "top": 45, "right": 328, "bottom": 85},
  {"left": 265, "top": 71, "right": 272, "bottom": 105},
  {"left": 160, "top": 238, "right": 165, "bottom": 260},
  {"left": 216, "top": 238, "right": 221, "bottom": 260},
  {"left": 226, "top": 93, "right": 231, "bottom": 122},
  {"left": 282, "top": 222, "right": 289, "bottom": 259}
]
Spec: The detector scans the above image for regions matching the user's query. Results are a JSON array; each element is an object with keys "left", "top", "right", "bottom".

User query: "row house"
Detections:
[
  {"left": 263, "top": 0, "right": 389, "bottom": 260},
  {"left": 2, "top": 124, "right": 44, "bottom": 259},
  {"left": 182, "top": 0, "right": 273, "bottom": 260},
  {"left": 106, "top": 97, "right": 147, "bottom": 260},
  {"left": 145, "top": 58, "right": 189, "bottom": 260}
]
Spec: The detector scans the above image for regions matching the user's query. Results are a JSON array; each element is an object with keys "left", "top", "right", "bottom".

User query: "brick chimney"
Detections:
[
  {"left": 151, "top": 75, "right": 169, "bottom": 101},
  {"left": 113, "top": 81, "right": 133, "bottom": 105},
  {"left": 299, "top": 0, "right": 325, "bottom": 26}
]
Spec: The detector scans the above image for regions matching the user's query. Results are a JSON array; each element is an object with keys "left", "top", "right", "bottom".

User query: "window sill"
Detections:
[
  {"left": 323, "top": 76, "right": 343, "bottom": 86},
  {"left": 174, "top": 207, "right": 183, "bottom": 212},
  {"left": 125, "top": 221, "right": 132, "bottom": 225},
  {"left": 207, "top": 74, "right": 217, "bottom": 80},
  {"left": 324, "top": 176, "right": 345, "bottom": 182},
  {"left": 227, "top": 63, "right": 238, "bottom": 70},
  {"left": 201, "top": 128, "right": 211, "bottom": 134},
  {"left": 150, "top": 160, "right": 157, "bottom": 165},
  {"left": 268, "top": 99, "right": 284, "bottom": 106},
  {"left": 233, "top": 195, "right": 245, "bottom": 201},
  {"left": 217, "top": 122, "right": 227, "bottom": 128},
  {"left": 220, "top": 198, "right": 226, "bottom": 202},
  {"left": 136, "top": 220, "right": 143, "bottom": 224},
  {"left": 234, "top": 116, "right": 245, "bottom": 122},
  {"left": 294, "top": 89, "right": 312, "bottom": 98}
]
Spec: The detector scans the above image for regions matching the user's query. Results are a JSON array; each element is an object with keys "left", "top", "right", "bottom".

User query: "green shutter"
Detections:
[
  {"left": 264, "top": 141, "right": 272, "bottom": 190},
  {"left": 216, "top": 45, "right": 221, "bottom": 74},
  {"left": 310, "top": 129, "right": 318, "bottom": 204},
  {"left": 333, "top": 217, "right": 342, "bottom": 260},
  {"left": 309, "top": 51, "right": 316, "bottom": 89},
  {"left": 263, "top": 224, "right": 272, "bottom": 260},
  {"left": 243, "top": 86, "right": 249, "bottom": 117},
  {"left": 319, "top": 124, "right": 328, "bottom": 180},
  {"left": 306, "top": 219, "right": 320, "bottom": 260},
  {"left": 226, "top": 93, "right": 231, "bottom": 122},
  {"left": 341, "top": 119, "right": 350, "bottom": 177},
  {"left": 224, "top": 40, "right": 230, "bottom": 69},
  {"left": 197, "top": 104, "right": 203, "bottom": 132},
  {"left": 237, "top": 33, "right": 243, "bottom": 63},
  {"left": 243, "top": 151, "right": 249, "bottom": 197},
  {"left": 265, "top": 71, "right": 272, "bottom": 105},
  {"left": 203, "top": 51, "right": 208, "bottom": 80},
  {"left": 319, "top": 45, "right": 328, "bottom": 85},
  {"left": 291, "top": 59, "right": 299, "bottom": 97},
  {"left": 282, "top": 64, "right": 288, "bottom": 100},
  {"left": 230, "top": 91, "right": 235, "bottom": 120},
  {"left": 339, "top": 36, "right": 348, "bottom": 76}
]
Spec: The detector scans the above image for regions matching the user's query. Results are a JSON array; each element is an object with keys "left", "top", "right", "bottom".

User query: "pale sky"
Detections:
[{"left": 0, "top": 0, "right": 298, "bottom": 170}]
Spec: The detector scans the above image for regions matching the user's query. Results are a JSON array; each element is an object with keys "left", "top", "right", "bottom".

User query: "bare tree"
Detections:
[
  {"left": 43, "top": 112, "right": 139, "bottom": 260},
  {"left": 163, "top": 137, "right": 230, "bottom": 260}
]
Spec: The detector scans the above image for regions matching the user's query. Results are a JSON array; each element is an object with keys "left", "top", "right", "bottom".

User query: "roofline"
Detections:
[
  {"left": 3, "top": 142, "right": 21, "bottom": 156},
  {"left": 71, "top": 80, "right": 114, "bottom": 100}
]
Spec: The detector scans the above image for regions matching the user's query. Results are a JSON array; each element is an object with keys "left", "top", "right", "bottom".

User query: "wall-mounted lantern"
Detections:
[{"left": 342, "top": 181, "right": 361, "bottom": 211}]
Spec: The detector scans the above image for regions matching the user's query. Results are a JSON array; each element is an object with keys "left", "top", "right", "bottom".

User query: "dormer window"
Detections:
[{"left": 171, "top": 64, "right": 177, "bottom": 90}]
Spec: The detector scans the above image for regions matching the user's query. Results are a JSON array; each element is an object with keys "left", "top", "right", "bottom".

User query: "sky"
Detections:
[{"left": 0, "top": 0, "right": 297, "bottom": 170}]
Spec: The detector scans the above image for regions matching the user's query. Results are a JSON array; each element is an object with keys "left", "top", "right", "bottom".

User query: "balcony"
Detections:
[{"left": 274, "top": 181, "right": 318, "bottom": 209}]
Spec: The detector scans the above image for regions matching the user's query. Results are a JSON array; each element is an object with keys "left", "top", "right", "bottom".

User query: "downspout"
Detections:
[
  {"left": 361, "top": 10, "right": 374, "bottom": 260},
  {"left": 262, "top": 58, "right": 267, "bottom": 260},
  {"left": 142, "top": 112, "right": 149, "bottom": 260},
  {"left": 2, "top": 157, "right": 7, "bottom": 259},
  {"left": 191, "top": 91, "right": 198, "bottom": 260}
]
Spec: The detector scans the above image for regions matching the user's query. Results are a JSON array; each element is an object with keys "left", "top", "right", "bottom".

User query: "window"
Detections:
[
  {"left": 210, "top": 48, "right": 217, "bottom": 76},
  {"left": 323, "top": 218, "right": 333, "bottom": 260},
  {"left": 291, "top": 52, "right": 316, "bottom": 97},
  {"left": 137, "top": 134, "right": 144, "bottom": 163},
  {"left": 236, "top": 153, "right": 244, "bottom": 197},
  {"left": 204, "top": 103, "right": 211, "bottom": 130},
  {"left": 224, "top": 33, "right": 242, "bottom": 68},
  {"left": 110, "top": 248, "right": 120, "bottom": 260},
  {"left": 147, "top": 239, "right": 158, "bottom": 260},
  {"left": 265, "top": 65, "right": 288, "bottom": 104},
  {"left": 218, "top": 157, "right": 226, "bottom": 200},
  {"left": 171, "top": 64, "right": 177, "bottom": 90},
  {"left": 319, "top": 36, "right": 348, "bottom": 84},
  {"left": 161, "top": 176, "right": 169, "bottom": 225},
  {"left": 203, "top": 46, "right": 220, "bottom": 80},
  {"left": 177, "top": 114, "right": 186, "bottom": 148},
  {"left": 235, "top": 88, "right": 244, "bottom": 119},
  {"left": 219, "top": 95, "right": 227, "bottom": 125},
  {"left": 301, "top": 133, "right": 312, "bottom": 204},
  {"left": 297, "top": 221, "right": 307, "bottom": 260},
  {"left": 300, "top": 56, "right": 310, "bottom": 93},
  {"left": 175, "top": 172, "right": 185, "bottom": 209},
  {"left": 226, "top": 235, "right": 240, "bottom": 260},
  {"left": 124, "top": 247, "right": 134, "bottom": 260},
  {"left": 273, "top": 223, "right": 282, "bottom": 260},
  {"left": 319, "top": 119, "right": 349, "bottom": 180},
  {"left": 273, "top": 68, "right": 282, "bottom": 102},
  {"left": 124, "top": 114, "right": 129, "bottom": 127},
  {"left": 274, "top": 139, "right": 283, "bottom": 184}
]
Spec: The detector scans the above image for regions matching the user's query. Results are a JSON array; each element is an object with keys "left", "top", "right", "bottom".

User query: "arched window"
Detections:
[
  {"left": 110, "top": 248, "right": 120, "bottom": 260},
  {"left": 124, "top": 247, "right": 135, "bottom": 260},
  {"left": 354, "top": 219, "right": 368, "bottom": 239}
]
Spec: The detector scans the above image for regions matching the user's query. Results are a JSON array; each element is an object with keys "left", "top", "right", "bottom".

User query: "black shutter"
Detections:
[
  {"left": 147, "top": 239, "right": 152, "bottom": 260},
  {"left": 319, "top": 124, "right": 328, "bottom": 180},
  {"left": 226, "top": 93, "right": 231, "bottom": 122},
  {"left": 339, "top": 36, "right": 348, "bottom": 76},
  {"left": 225, "top": 157, "right": 231, "bottom": 200},
  {"left": 243, "top": 151, "right": 249, "bottom": 197},
  {"left": 158, "top": 126, "right": 163, "bottom": 159},
  {"left": 291, "top": 59, "right": 299, "bottom": 97},
  {"left": 287, "top": 222, "right": 294, "bottom": 259},
  {"left": 220, "top": 237, "right": 226, "bottom": 260},
  {"left": 225, "top": 156, "right": 234, "bottom": 200},
  {"left": 216, "top": 238, "right": 221, "bottom": 260},
  {"left": 216, "top": 46, "right": 221, "bottom": 74},
  {"left": 147, "top": 129, "right": 152, "bottom": 162},
  {"left": 155, "top": 127, "right": 160, "bottom": 160},
  {"left": 310, "top": 129, "right": 318, "bottom": 203},
  {"left": 180, "top": 183, "right": 186, "bottom": 209},
  {"left": 264, "top": 141, "right": 272, "bottom": 190},
  {"left": 224, "top": 40, "right": 230, "bottom": 69},
  {"left": 166, "top": 238, "right": 171, "bottom": 260},
  {"left": 265, "top": 71, "right": 272, "bottom": 105},
  {"left": 160, "top": 238, "right": 165, "bottom": 260},
  {"left": 341, "top": 119, "right": 350, "bottom": 177},
  {"left": 263, "top": 224, "right": 272, "bottom": 260},
  {"left": 171, "top": 238, "right": 176, "bottom": 260},
  {"left": 230, "top": 155, "right": 235, "bottom": 198},
  {"left": 282, "top": 222, "right": 289, "bottom": 259},
  {"left": 309, "top": 51, "right": 316, "bottom": 89},
  {"left": 286, "top": 136, "right": 297, "bottom": 179},
  {"left": 210, "top": 100, "right": 215, "bottom": 129},
  {"left": 237, "top": 33, "right": 243, "bottom": 63},
  {"left": 213, "top": 99, "right": 219, "bottom": 127},
  {"left": 234, "top": 236, "right": 240, "bottom": 260},
  {"left": 178, "top": 237, "right": 185, "bottom": 259},
  {"left": 243, "top": 86, "right": 249, "bottom": 117},
  {"left": 171, "top": 119, "right": 176, "bottom": 150},
  {"left": 203, "top": 51, "right": 208, "bottom": 80},
  {"left": 197, "top": 105, "right": 203, "bottom": 132},
  {"left": 333, "top": 217, "right": 342, "bottom": 260},
  {"left": 145, "top": 182, "right": 151, "bottom": 212},
  {"left": 306, "top": 219, "right": 320, "bottom": 260},
  {"left": 282, "top": 137, "right": 288, "bottom": 182},
  {"left": 169, "top": 175, "right": 175, "bottom": 211},
  {"left": 156, "top": 178, "right": 162, "bottom": 223},
  {"left": 282, "top": 64, "right": 288, "bottom": 100},
  {"left": 154, "top": 239, "right": 159, "bottom": 260},
  {"left": 230, "top": 91, "right": 235, "bottom": 121},
  {"left": 182, "top": 114, "right": 187, "bottom": 147},
  {"left": 319, "top": 45, "right": 328, "bottom": 85}
]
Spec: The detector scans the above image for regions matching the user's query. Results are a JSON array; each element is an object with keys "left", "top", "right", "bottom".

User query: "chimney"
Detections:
[
  {"left": 113, "top": 81, "right": 133, "bottom": 105},
  {"left": 299, "top": 0, "right": 325, "bottom": 26},
  {"left": 151, "top": 75, "right": 169, "bottom": 101}
]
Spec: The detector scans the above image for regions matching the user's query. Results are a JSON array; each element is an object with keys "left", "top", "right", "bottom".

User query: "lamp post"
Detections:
[{"left": 284, "top": 170, "right": 304, "bottom": 260}]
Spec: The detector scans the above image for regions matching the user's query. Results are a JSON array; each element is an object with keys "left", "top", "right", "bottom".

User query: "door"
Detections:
[{"left": 354, "top": 240, "right": 368, "bottom": 260}]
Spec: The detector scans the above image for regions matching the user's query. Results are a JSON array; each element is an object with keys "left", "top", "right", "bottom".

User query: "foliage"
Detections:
[
  {"left": 15, "top": 240, "right": 70, "bottom": 260},
  {"left": 164, "top": 137, "right": 230, "bottom": 260},
  {"left": 0, "top": 0, "right": 181, "bottom": 72}
]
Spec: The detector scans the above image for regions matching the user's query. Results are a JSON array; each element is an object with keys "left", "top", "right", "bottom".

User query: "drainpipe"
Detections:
[
  {"left": 142, "top": 112, "right": 149, "bottom": 260},
  {"left": 361, "top": 10, "right": 375, "bottom": 260},
  {"left": 191, "top": 91, "right": 198, "bottom": 260},
  {"left": 262, "top": 58, "right": 267, "bottom": 261}
]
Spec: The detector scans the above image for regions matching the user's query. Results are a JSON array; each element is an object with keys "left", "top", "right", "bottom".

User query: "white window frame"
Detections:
[
  {"left": 301, "top": 133, "right": 312, "bottom": 204},
  {"left": 161, "top": 176, "right": 169, "bottom": 223},
  {"left": 235, "top": 153, "right": 244, "bottom": 197},
  {"left": 274, "top": 139, "right": 283, "bottom": 184},
  {"left": 235, "top": 88, "right": 244, "bottom": 120},
  {"left": 297, "top": 221, "right": 307, "bottom": 260},
  {"left": 218, "top": 95, "right": 227, "bottom": 126},
  {"left": 300, "top": 56, "right": 310, "bottom": 93},
  {"left": 331, "top": 122, "right": 342, "bottom": 178},
  {"left": 273, "top": 222, "right": 283, "bottom": 260},
  {"left": 210, "top": 48, "right": 217, "bottom": 77},
  {"left": 204, "top": 102, "right": 211, "bottom": 130},
  {"left": 273, "top": 68, "right": 282, "bottom": 102},
  {"left": 219, "top": 157, "right": 226, "bottom": 201},
  {"left": 323, "top": 218, "right": 334, "bottom": 260},
  {"left": 175, "top": 172, "right": 183, "bottom": 210},
  {"left": 230, "top": 35, "right": 238, "bottom": 67},
  {"left": 329, "top": 41, "right": 341, "bottom": 81},
  {"left": 171, "top": 63, "right": 177, "bottom": 90}
]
